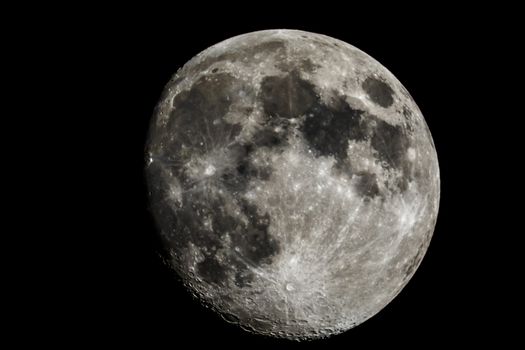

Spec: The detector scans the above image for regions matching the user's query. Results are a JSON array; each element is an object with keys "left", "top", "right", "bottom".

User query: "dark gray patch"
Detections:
[
  {"left": 260, "top": 71, "right": 317, "bottom": 119},
  {"left": 233, "top": 265, "right": 255, "bottom": 288},
  {"left": 354, "top": 172, "right": 380, "bottom": 198},
  {"left": 197, "top": 256, "right": 228, "bottom": 284},
  {"left": 402, "top": 107, "right": 415, "bottom": 134},
  {"left": 401, "top": 105, "right": 417, "bottom": 135},
  {"left": 301, "top": 95, "right": 365, "bottom": 162},
  {"left": 402, "top": 105, "right": 413, "bottom": 120},
  {"left": 362, "top": 76, "right": 395, "bottom": 108},
  {"left": 236, "top": 157, "right": 272, "bottom": 181},
  {"left": 396, "top": 170, "right": 410, "bottom": 192},
  {"left": 219, "top": 143, "right": 273, "bottom": 194},
  {"left": 252, "top": 129, "right": 285, "bottom": 148},
  {"left": 231, "top": 200, "right": 279, "bottom": 265},
  {"left": 368, "top": 116, "right": 412, "bottom": 191},
  {"left": 369, "top": 117, "right": 409, "bottom": 170},
  {"left": 299, "top": 59, "right": 320, "bottom": 72},
  {"left": 220, "top": 167, "right": 249, "bottom": 195},
  {"left": 221, "top": 312, "right": 240, "bottom": 323}
]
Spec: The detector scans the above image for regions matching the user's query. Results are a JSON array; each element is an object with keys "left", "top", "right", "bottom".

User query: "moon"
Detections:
[{"left": 145, "top": 29, "right": 439, "bottom": 340}]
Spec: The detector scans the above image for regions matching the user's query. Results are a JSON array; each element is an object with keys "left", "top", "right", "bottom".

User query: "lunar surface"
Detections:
[{"left": 145, "top": 29, "right": 439, "bottom": 340}]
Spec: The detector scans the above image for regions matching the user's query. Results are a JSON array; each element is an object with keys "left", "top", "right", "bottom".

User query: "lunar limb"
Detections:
[{"left": 146, "top": 30, "right": 439, "bottom": 340}]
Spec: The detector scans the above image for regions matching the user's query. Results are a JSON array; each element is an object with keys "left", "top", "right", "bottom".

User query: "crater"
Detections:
[{"left": 362, "top": 76, "right": 394, "bottom": 108}]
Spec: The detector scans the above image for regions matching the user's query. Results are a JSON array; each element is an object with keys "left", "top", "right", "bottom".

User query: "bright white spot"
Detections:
[
  {"left": 286, "top": 283, "right": 294, "bottom": 291},
  {"left": 399, "top": 206, "right": 417, "bottom": 229},
  {"left": 203, "top": 217, "right": 212, "bottom": 229},
  {"left": 204, "top": 164, "right": 216, "bottom": 176},
  {"left": 407, "top": 147, "right": 416, "bottom": 161}
]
